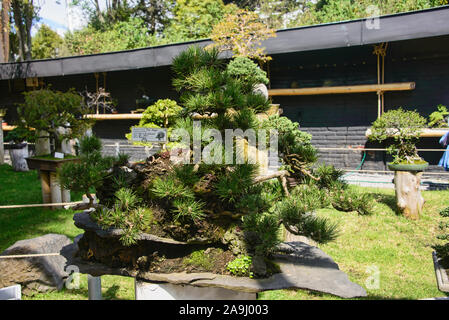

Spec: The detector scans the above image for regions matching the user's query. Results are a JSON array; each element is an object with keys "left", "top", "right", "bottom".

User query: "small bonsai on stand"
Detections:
[
  {"left": 15, "top": 88, "right": 93, "bottom": 207},
  {"left": 368, "top": 108, "right": 428, "bottom": 219},
  {"left": 4, "top": 127, "right": 30, "bottom": 171},
  {"left": 17, "top": 88, "right": 92, "bottom": 157}
]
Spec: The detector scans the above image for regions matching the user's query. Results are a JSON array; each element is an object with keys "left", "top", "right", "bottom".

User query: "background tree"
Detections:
[
  {"left": 0, "top": 0, "right": 11, "bottom": 62},
  {"left": 10, "top": 0, "right": 40, "bottom": 61},
  {"left": 32, "top": 24, "right": 65, "bottom": 59},
  {"left": 163, "top": 0, "right": 238, "bottom": 42},
  {"left": 209, "top": 9, "right": 276, "bottom": 62}
]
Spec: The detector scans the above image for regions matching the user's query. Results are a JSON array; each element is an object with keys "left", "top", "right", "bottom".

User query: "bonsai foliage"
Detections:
[
  {"left": 172, "top": 45, "right": 270, "bottom": 124},
  {"left": 58, "top": 135, "right": 118, "bottom": 206},
  {"left": 17, "top": 88, "right": 92, "bottom": 154},
  {"left": 5, "top": 127, "right": 29, "bottom": 144},
  {"left": 91, "top": 188, "right": 154, "bottom": 246},
  {"left": 209, "top": 9, "right": 276, "bottom": 62},
  {"left": 126, "top": 99, "right": 182, "bottom": 148},
  {"left": 261, "top": 115, "right": 318, "bottom": 181},
  {"left": 369, "top": 108, "right": 427, "bottom": 164},
  {"left": 226, "top": 56, "right": 269, "bottom": 92},
  {"left": 428, "top": 104, "right": 449, "bottom": 128}
]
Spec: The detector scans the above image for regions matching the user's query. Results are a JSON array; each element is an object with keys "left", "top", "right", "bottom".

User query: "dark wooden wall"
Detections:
[{"left": 1, "top": 35, "right": 449, "bottom": 169}]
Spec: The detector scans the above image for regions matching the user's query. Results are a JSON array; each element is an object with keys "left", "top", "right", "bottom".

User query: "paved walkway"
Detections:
[{"left": 342, "top": 172, "right": 449, "bottom": 190}]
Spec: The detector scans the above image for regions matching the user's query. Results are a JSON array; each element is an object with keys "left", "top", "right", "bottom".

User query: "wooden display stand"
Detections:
[
  {"left": 393, "top": 170, "right": 425, "bottom": 220},
  {"left": 27, "top": 157, "right": 78, "bottom": 209}
]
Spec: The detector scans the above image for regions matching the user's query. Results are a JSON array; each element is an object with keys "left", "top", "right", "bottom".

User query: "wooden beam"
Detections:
[
  {"left": 84, "top": 113, "right": 143, "bottom": 120},
  {"left": 365, "top": 128, "right": 448, "bottom": 138},
  {"left": 268, "top": 82, "right": 415, "bottom": 96}
]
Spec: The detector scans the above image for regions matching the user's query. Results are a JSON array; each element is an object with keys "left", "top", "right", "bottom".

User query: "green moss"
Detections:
[{"left": 183, "top": 249, "right": 219, "bottom": 271}]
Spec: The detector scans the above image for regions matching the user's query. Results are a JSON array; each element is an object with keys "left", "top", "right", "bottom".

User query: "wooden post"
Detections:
[
  {"left": 39, "top": 171, "right": 51, "bottom": 204},
  {"left": 393, "top": 170, "right": 425, "bottom": 220},
  {"left": 50, "top": 172, "right": 62, "bottom": 209}
]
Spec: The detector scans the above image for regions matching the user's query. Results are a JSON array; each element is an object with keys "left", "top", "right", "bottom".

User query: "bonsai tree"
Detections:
[
  {"left": 4, "top": 127, "right": 30, "bottom": 171},
  {"left": 428, "top": 104, "right": 449, "bottom": 128},
  {"left": 369, "top": 108, "right": 427, "bottom": 219},
  {"left": 369, "top": 108, "right": 427, "bottom": 165},
  {"left": 58, "top": 135, "right": 124, "bottom": 207},
  {"left": 77, "top": 46, "right": 339, "bottom": 280},
  {"left": 126, "top": 99, "right": 182, "bottom": 149},
  {"left": 16, "top": 88, "right": 92, "bottom": 156}
]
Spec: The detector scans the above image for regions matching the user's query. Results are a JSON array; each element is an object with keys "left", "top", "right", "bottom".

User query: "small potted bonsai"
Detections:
[
  {"left": 4, "top": 127, "right": 30, "bottom": 172},
  {"left": 368, "top": 108, "right": 428, "bottom": 219},
  {"left": 16, "top": 88, "right": 92, "bottom": 171}
]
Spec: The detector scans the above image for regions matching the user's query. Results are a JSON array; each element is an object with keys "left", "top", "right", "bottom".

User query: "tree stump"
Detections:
[{"left": 393, "top": 170, "right": 425, "bottom": 220}]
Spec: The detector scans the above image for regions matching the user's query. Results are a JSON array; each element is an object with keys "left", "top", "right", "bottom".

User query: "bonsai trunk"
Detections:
[
  {"left": 393, "top": 170, "right": 425, "bottom": 220},
  {"left": 35, "top": 130, "right": 51, "bottom": 156}
]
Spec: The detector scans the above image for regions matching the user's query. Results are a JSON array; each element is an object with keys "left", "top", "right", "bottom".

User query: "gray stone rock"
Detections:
[
  {"left": 62, "top": 238, "right": 367, "bottom": 298},
  {"left": 0, "top": 234, "right": 71, "bottom": 295}
]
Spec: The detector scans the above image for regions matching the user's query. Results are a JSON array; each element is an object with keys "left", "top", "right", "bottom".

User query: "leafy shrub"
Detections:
[
  {"left": 226, "top": 255, "right": 253, "bottom": 277},
  {"left": 428, "top": 104, "right": 449, "bottom": 128}
]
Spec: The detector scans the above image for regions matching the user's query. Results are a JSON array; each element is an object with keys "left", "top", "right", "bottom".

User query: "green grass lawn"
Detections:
[{"left": 0, "top": 163, "right": 448, "bottom": 300}]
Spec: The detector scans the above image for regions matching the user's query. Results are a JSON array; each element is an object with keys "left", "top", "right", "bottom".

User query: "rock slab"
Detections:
[
  {"left": 62, "top": 236, "right": 367, "bottom": 298},
  {"left": 0, "top": 234, "right": 71, "bottom": 295}
]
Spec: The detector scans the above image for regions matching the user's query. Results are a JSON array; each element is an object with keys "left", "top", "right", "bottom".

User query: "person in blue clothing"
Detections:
[{"left": 438, "top": 118, "right": 449, "bottom": 171}]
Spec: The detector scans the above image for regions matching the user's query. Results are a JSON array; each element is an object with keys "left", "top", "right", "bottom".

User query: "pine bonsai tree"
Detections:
[{"left": 58, "top": 135, "right": 119, "bottom": 207}]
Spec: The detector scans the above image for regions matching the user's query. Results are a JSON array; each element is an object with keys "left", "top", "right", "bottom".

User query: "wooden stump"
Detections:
[{"left": 393, "top": 170, "right": 425, "bottom": 220}]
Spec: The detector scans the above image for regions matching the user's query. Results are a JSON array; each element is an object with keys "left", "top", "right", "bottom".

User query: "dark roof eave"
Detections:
[{"left": 1, "top": 6, "right": 449, "bottom": 80}]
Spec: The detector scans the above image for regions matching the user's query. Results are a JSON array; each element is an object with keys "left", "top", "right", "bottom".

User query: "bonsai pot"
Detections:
[
  {"left": 387, "top": 161, "right": 429, "bottom": 172},
  {"left": 26, "top": 156, "right": 80, "bottom": 172},
  {"left": 9, "top": 142, "right": 29, "bottom": 172},
  {"left": 432, "top": 251, "right": 449, "bottom": 293}
]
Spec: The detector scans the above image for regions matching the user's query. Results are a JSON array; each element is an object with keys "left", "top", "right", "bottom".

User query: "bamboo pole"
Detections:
[
  {"left": 84, "top": 113, "right": 143, "bottom": 120},
  {"left": 365, "top": 128, "right": 449, "bottom": 138},
  {"left": 268, "top": 82, "right": 415, "bottom": 96}
]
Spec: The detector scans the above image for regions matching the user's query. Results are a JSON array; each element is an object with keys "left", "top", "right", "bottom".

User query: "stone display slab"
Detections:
[
  {"left": 0, "top": 234, "right": 71, "bottom": 294},
  {"left": 61, "top": 235, "right": 367, "bottom": 298},
  {"left": 432, "top": 251, "right": 449, "bottom": 293}
]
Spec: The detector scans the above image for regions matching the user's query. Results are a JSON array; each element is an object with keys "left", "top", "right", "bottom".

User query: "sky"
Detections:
[{"left": 34, "top": 0, "right": 107, "bottom": 36}]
